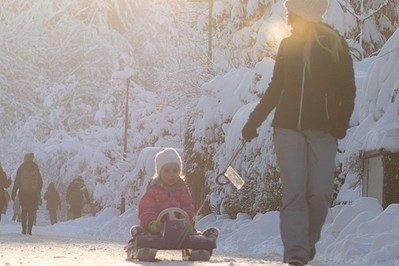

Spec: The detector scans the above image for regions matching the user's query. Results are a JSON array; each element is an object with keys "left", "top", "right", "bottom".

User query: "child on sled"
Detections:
[{"left": 125, "top": 148, "right": 218, "bottom": 260}]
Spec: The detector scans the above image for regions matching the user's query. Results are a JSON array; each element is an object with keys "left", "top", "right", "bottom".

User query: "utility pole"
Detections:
[
  {"left": 112, "top": 66, "right": 133, "bottom": 215},
  {"left": 207, "top": 0, "right": 213, "bottom": 73},
  {"left": 188, "top": 0, "right": 213, "bottom": 73},
  {"left": 123, "top": 78, "right": 130, "bottom": 159},
  {"left": 113, "top": 66, "right": 134, "bottom": 159},
  {"left": 121, "top": 77, "right": 130, "bottom": 215}
]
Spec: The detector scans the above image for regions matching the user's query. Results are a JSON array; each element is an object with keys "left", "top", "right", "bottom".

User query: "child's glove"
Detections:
[
  {"left": 148, "top": 220, "right": 163, "bottom": 234},
  {"left": 185, "top": 222, "right": 196, "bottom": 235}
]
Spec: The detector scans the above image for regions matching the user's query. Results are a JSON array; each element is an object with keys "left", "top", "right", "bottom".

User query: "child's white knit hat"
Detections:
[
  {"left": 155, "top": 148, "right": 182, "bottom": 175},
  {"left": 284, "top": 0, "right": 329, "bottom": 23}
]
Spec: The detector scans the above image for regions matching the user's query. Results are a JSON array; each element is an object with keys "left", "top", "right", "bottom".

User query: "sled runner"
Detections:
[{"left": 125, "top": 208, "right": 218, "bottom": 261}]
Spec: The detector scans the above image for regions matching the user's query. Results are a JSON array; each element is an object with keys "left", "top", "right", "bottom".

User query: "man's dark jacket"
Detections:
[{"left": 245, "top": 23, "right": 356, "bottom": 139}]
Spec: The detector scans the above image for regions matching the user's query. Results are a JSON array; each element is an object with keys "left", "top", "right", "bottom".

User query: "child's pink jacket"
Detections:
[{"left": 138, "top": 178, "right": 195, "bottom": 230}]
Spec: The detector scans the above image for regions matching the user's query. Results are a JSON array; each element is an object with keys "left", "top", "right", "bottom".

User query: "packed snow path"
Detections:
[{"left": 0, "top": 224, "right": 285, "bottom": 265}]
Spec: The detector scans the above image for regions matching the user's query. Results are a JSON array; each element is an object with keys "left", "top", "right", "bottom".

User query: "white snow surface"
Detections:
[{"left": 1, "top": 197, "right": 399, "bottom": 265}]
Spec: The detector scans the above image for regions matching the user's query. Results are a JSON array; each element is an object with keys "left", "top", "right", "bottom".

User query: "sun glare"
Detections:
[{"left": 263, "top": 20, "right": 291, "bottom": 48}]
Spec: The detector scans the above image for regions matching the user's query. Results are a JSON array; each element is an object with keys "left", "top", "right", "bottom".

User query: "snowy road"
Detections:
[{"left": 0, "top": 224, "right": 285, "bottom": 266}]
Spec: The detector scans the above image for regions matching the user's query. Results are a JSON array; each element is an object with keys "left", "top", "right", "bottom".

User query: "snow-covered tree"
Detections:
[
  {"left": 0, "top": 0, "right": 210, "bottom": 208},
  {"left": 334, "top": 0, "right": 398, "bottom": 59},
  {"left": 192, "top": 0, "right": 399, "bottom": 70},
  {"left": 184, "top": 58, "right": 283, "bottom": 216}
]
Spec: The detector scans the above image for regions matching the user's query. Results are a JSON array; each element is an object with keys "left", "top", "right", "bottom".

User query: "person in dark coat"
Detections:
[
  {"left": 0, "top": 164, "right": 12, "bottom": 222},
  {"left": 11, "top": 152, "right": 43, "bottom": 235},
  {"left": 241, "top": 0, "right": 356, "bottom": 265},
  {"left": 44, "top": 182, "right": 61, "bottom": 225},
  {"left": 66, "top": 176, "right": 90, "bottom": 219}
]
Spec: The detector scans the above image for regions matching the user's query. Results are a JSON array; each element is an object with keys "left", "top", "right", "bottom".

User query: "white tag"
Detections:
[{"left": 224, "top": 166, "right": 245, "bottom": 190}]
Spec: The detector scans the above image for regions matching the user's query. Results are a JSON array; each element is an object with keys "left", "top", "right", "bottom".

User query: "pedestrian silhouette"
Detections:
[
  {"left": 44, "top": 182, "right": 61, "bottom": 225},
  {"left": 11, "top": 153, "right": 43, "bottom": 235},
  {"left": 66, "top": 176, "right": 90, "bottom": 219}
]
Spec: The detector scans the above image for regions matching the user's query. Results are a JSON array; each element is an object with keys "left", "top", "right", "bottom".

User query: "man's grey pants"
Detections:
[{"left": 273, "top": 128, "right": 337, "bottom": 262}]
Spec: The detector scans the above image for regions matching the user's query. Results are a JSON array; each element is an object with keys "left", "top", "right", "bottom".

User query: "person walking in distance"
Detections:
[
  {"left": 44, "top": 182, "right": 61, "bottom": 225},
  {"left": 66, "top": 176, "right": 90, "bottom": 219},
  {"left": 0, "top": 164, "right": 12, "bottom": 223},
  {"left": 11, "top": 153, "right": 43, "bottom": 235},
  {"left": 241, "top": 0, "right": 356, "bottom": 265}
]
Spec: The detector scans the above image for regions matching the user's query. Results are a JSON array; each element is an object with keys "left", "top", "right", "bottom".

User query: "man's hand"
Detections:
[{"left": 242, "top": 122, "right": 258, "bottom": 142}]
